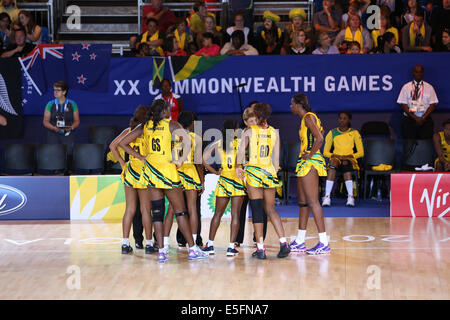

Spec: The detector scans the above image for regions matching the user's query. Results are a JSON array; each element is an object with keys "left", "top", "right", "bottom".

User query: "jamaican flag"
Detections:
[
  {"left": 152, "top": 57, "right": 166, "bottom": 87},
  {"left": 168, "top": 55, "right": 228, "bottom": 82}
]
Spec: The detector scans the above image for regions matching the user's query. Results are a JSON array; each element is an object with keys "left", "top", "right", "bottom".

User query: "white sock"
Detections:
[
  {"left": 296, "top": 229, "right": 306, "bottom": 244},
  {"left": 279, "top": 237, "right": 287, "bottom": 243},
  {"left": 122, "top": 238, "right": 129, "bottom": 246},
  {"left": 145, "top": 239, "right": 153, "bottom": 247},
  {"left": 319, "top": 232, "right": 328, "bottom": 246},
  {"left": 257, "top": 243, "right": 265, "bottom": 250},
  {"left": 158, "top": 248, "right": 164, "bottom": 253},
  {"left": 189, "top": 245, "right": 197, "bottom": 251},
  {"left": 163, "top": 237, "right": 170, "bottom": 247},
  {"left": 193, "top": 234, "right": 197, "bottom": 242},
  {"left": 228, "top": 242, "right": 235, "bottom": 249},
  {"left": 207, "top": 240, "right": 214, "bottom": 247},
  {"left": 345, "top": 180, "right": 353, "bottom": 197},
  {"left": 325, "top": 180, "right": 334, "bottom": 197}
]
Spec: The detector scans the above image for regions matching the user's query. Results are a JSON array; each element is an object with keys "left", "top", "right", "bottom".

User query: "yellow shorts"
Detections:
[
  {"left": 296, "top": 153, "right": 327, "bottom": 177},
  {"left": 121, "top": 161, "right": 147, "bottom": 189},
  {"left": 215, "top": 173, "right": 246, "bottom": 197},
  {"left": 178, "top": 164, "right": 202, "bottom": 191},
  {"left": 143, "top": 160, "right": 182, "bottom": 189},
  {"left": 244, "top": 165, "right": 281, "bottom": 189}
]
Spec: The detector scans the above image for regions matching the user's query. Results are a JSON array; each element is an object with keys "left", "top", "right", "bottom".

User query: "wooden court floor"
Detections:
[{"left": 0, "top": 217, "right": 449, "bottom": 300}]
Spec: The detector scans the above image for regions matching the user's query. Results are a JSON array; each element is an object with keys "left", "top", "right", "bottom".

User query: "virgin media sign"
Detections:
[{"left": 391, "top": 173, "right": 450, "bottom": 217}]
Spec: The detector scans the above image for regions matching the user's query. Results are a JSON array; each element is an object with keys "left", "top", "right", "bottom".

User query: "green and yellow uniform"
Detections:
[
  {"left": 296, "top": 112, "right": 327, "bottom": 177},
  {"left": 142, "top": 118, "right": 182, "bottom": 189},
  {"left": 121, "top": 128, "right": 148, "bottom": 188},
  {"left": 215, "top": 138, "right": 246, "bottom": 197},
  {"left": 177, "top": 132, "right": 202, "bottom": 191},
  {"left": 323, "top": 127, "right": 364, "bottom": 170},
  {"left": 434, "top": 131, "right": 450, "bottom": 168},
  {"left": 244, "top": 125, "right": 281, "bottom": 188}
]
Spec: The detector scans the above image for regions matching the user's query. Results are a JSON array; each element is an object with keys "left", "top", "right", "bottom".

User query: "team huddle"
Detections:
[{"left": 109, "top": 93, "right": 330, "bottom": 263}]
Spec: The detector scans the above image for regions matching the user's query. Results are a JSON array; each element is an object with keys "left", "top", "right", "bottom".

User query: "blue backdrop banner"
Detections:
[{"left": 22, "top": 53, "right": 450, "bottom": 115}]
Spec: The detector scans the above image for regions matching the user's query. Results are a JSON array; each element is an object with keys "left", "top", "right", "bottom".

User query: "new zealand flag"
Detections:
[{"left": 63, "top": 44, "right": 112, "bottom": 92}]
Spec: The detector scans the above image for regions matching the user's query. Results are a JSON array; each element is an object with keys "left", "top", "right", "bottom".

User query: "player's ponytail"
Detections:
[{"left": 150, "top": 99, "right": 169, "bottom": 131}]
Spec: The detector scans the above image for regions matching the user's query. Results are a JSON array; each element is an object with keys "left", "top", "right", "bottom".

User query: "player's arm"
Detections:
[
  {"left": 109, "top": 128, "right": 130, "bottom": 168},
  {"left": 119, "top": 124, "right": 145, "bottom": 162},
  {"left": 202, "top": 142, "right": 220, "bottom": 175},
  {"left": 302, "top": 115, "right": 324, "bottom": 160},
  {"left": 170, "top": 120, "right": 192, "bottom": 167},
  {"left": 194, "top": 133, "right": 205, "bottom": 190},
  {"left": 272, "top": 129, "right": 281, "bottom": 171},
  {"left": 235, "top": 127, "right": 251, "bottom": 179}
]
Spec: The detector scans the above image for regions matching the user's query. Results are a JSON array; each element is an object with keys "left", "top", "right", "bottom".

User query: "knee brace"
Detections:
[
  {"left": 249, "top": 199, "right": 264, "bottom": 224},
  {"left": 174, "top": 211, "right": 188, "bottom": 218},
  {"left": 341, "top": 161, "right": 353, "bottom": 173},
  {"left": 298, "top": 203, "right": 308, "bottom": 208},
  {"left": 151, "top": 199, "right": 165, "bottom": 222}
]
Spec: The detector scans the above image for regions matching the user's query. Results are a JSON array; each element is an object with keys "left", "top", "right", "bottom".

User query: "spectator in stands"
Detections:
[
  {"left": 187, "top": 41, "right": 199, "bottom": 55},
  {"left": 312, "top": 31, "right": 340, "bottom": 54},
  {"left": 397, "top": 64, "right": 438, "bottom": 140},
  {"left": 195, "top": 32, "right": 220, "bottom": 57},
  {"left": 347, "top": 40, "right": 362, "bottom": 53},
  {"left": 220, "top": 29, "right": 259, "bottom": 56},
  {"left": 142, "top": 0, "right": 176, "bottom": 34},
  {"left": 228, "top": 0, "right": 254, "bottom": 34},
  {"left": 0, "top": 0, "right": 18, "bottom": 26},
  {"left": 334, "top": 13, "right": 372, "bottom": 53},
  {"left": 258, "top": 28, "right": 282, "bottom": 55},
  {"left": 313, "top": 0, "right": 342, "bottom": 42},
  {"left": 190, "top": 1, "right": 216, "bottom": 35},
  {"left": 375, "top": 31, "right": 402, "bottom": 52},
  {"left": 226, "top": 12, "right": 251, "bottom": 44},
  {"left": 124, "top": 35, "right": 139, "bottom": 57},
  {"left": 196, "top": 15, "right": 225, "bottom": 48},
  {"left": 164, "top": 35, "right": 188, "bottom": 56},
  {"left": 402, "top": 0, "right": 419, "bottom": 27},
  {"left": 423, "top": 0, "right": 437, "bottom": 26},
  {"left": 0, "top": 114, "right": 6, "bottom": 126},
  {"left": 437, "top": 28, "right": 450, "bottom": 51},
  {"left": 0, "top": 12, "right": 12, "bottom": 51},
  {"left": 139, "top": 18, "right": 164, "bottom": 56},
  {"left": 43, "top": 81, "right": 80, "bottom": 157},
  {"left": 283, "top": 8, "right": 313, "bottom": 51},
  {"left": 154, "top": 79, "right": 183, "bottom": 121},
  {"left": 433, "top": 119, "right": 450, "bottom": 172},
  {"left": 341, "top": 0, "right": 370, "bottom": 28},
  {"left": 172, "top": 18, "right": 193, "bottom": 52},
  {"left": 322, "top": 110, "right": 364, "bottom": 207},
  {"left": 1, "top": 27, "right": 34, "bottom": 58},
  {"left": 402, "top": 7, "right": 433, "bottom": 52},
  {"left": 371, "top": 6, "right": 399, "bottom": 49},
  {"left": 430, "top": 0, "right": 450, "bottom": 51},
  {"left": 281, "top": 30, "right": 312, "bottom": 55},
  {"left": 135, "top": 42, "right": 150, "bottom": 57},
  {"left": 18, "top": 10, "right": 42, "bottom": 45},
  {"left": 256, "top": 11, "right": 283, "bottom": 53}
]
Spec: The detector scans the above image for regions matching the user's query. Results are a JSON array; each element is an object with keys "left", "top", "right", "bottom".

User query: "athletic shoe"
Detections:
[
  {"left": 234, "top": 242, "right": 241, "bottom": 247},
  {"left": 306, "top": 242, "right": 331, "bottom": 255},
  {"left": 346, "top": 195, "right": 355, "bottom": 207},
  {"left": 277, "top": 242, "right": 291, "bottom": 258},
  {"left": 289, "top": 240, "right": 306, "bottom": 253},
  {"left": 121, "top": 244, "right": 133, "bottom": 254},
  {"left": 145, "top": 244, "right": 157, "bottom": 254},
  {"left": 322, "top": 195, "right": 331, "bottom": 207},
  {"left": 188, "top": 248, "right": 209, "bottom": 260},
  {"left": 226, "top": 247, "right": 239, "bottom": 256},
  {"left": 252, "top": 246, "right": 266, "bottom": 260},
  {"left": 177, "top": 243, "right": 186, "bottom": 250},
  {"left": 157, "top": 252, "right": 168, "bottom": 263},
  {"left": 135, "top": 242, "right": 144, "bottom": 250},
  {"left": 201, "top": 245, "right": 215, "bottom": 255}
]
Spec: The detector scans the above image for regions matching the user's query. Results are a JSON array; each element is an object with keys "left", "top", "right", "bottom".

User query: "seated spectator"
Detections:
[
  {"left": 228, "top": 0, "right": 254, "bottom": 34},
  {"left": 220, "top": 29, "right": 258, "bottom": 56},
  {"left": 347, "top": 41, "right": 362, "bottom": 53},
  {"left": 334, "top": 13, "right": 372, "bottom": 53},
  {"left": 164, "top": 35, "right": 188, "bottom": 56},
  {"left": 430, "top": 0, "right": 450, "bottom": 51},
  {"left": 433, "top": 119, "right": 450, "bottom": 172},
  {"left": 312, "top": 31, "right": 340, "bottom": 54},
  {"left": 402, "top": 7, "right": 432, "bottom": 52},
  {"left": 322, "top": 110, "right": 364, "bottom": 207},
  {"left": 172, "top": 17, "right": 193, "bottom": 52},
  {"left": 283, "top": 8, "right": 313, "bottom": 50},
  {"left": 190, "top": 1, "right": 216, "bottom": 35},
  {"left": 371, "top": 6, "right": 399, "bottom": 49},
  {"left": 281, "top": 30, "right": 312, "bottom": 55},
  {"left": 313, "top": 0, "right": 342, "bottom": 42},
  {"left": 402, "top": 0, "right": 418, "bottom": 27},
  {"left": 226, "top": 12, "right": 251, "bottom": 44},
  {"left": 187, "top": 41, "right": 199, "bottom": 55},
  {"left": 437, "top": 28, "right": 450, "bottom": 52},
  {"left": 0, "top": 12, "right": 12, "bottom": 51},
  {"left": 196, "top": 14, "right": 225, "bottom": 48},
  {"left": 1, "top": 27, "right": 34, "bottom": 58},
  {"left": 341, "top": 0, "right": 370, "bottom": 28},
  {"left": 0, "top": 0, "right": 18, "bottom": 25},
  {"left": 142, "top": 0, "right": 176, "bottom": 34},
  {"left": 139, "top": 18, "right": 164, "bottom": 56},
  {"left": 258, "top": 28, "right": 282, "bottom": 55},
  {"left": 422, "top": 0, "right": 437, "bottom": 26},
  {"left": 18, "top": 10, "right": 41, "bottom": 44},
  {"left": 195, "top": 32, "right": 220, "bottom": 57},
  {"left": 256, "top": 11, "right": 283, "bottom": 52},
  {"left": 124, "top": 35, "right": 139, "bottom": 57},
  {"left": 135, "top": 42, "right": 150, "bottom": 57},
  {"left": 375, "top": 31, "right": 402, "bottom": 53}
]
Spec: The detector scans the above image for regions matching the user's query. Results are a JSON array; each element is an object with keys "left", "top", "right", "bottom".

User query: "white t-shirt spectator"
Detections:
[
  {"left": 312, "top": 45, "right": 340, "bottom": 54},
  {"left": 397, "top": 80, "right": 439, "bottom": 117},
  {"left": 220, "top": 42, "right": 259, "bottom": 55},
  {"left": 226, "top": 26, "right": 250, "bottom": 44}
]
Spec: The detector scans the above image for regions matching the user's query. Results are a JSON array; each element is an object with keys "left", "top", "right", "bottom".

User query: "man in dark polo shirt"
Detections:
[
  {"left": 313, "top": 0, "right": 342, "bottom": 42},
  {"left": 42, "top": 81, "right": 80, "bottom": 156},
  {"left": 1, "top": 27, "right": 34, "bottom": 58},
  {"left": 142, "top": 0, "right": 176, "bottom": 34}
]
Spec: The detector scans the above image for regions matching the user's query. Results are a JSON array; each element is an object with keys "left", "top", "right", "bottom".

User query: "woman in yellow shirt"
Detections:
[
  {"left": 322, "top": 110, "right": 364, "bottom": 207},
  {"left": 371, "top": 7, "right": 399, "bottom": 50},
  {"left": 433, "top": 119, "right": 450, "bottom": 172}
]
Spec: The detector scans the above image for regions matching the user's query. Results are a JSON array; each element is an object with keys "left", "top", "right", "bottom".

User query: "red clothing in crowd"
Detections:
[
  {"left": 142, "top": 5, "right": 177, "bottom": 33},
  {"left": 165, "top": 49, "right": 188, "bottom": 57},
  {"left": 195, "top": 44, "right": 221, "bottom": 57},
  {"left": 155, "top": 92, "right": 181, "bottom": 121}
]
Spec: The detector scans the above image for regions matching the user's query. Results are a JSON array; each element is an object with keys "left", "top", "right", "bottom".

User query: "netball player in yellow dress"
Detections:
[
  {"left": 236, "top": 103, "right": 290, "bottom": 259},
  {"left": 433, "top": 119, "right": 450, "bottom": 172},
  {"left": 119, "top": 99, "right": 208, "bottom": 262},
  {"left": 202, "top": 119, "right": 246, "bottom": 256},
  {"left": 289, "top": 93, "right": 330, "bottom": 255},
  {"left": 109, "top": 105, "right": 154, "bottom": 255}
]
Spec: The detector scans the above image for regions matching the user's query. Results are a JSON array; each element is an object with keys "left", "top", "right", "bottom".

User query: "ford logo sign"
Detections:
[{"left": 0, "top": 184, "right": 27, "bottom": 216}]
